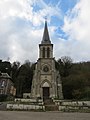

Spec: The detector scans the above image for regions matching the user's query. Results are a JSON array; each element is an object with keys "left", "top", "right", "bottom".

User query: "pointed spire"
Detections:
[{"left": 41, "top": 19, "right": 51, "bottom": 44}]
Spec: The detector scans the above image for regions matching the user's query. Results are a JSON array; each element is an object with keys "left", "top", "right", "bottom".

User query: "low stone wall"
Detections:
[
  {"left": 54, "top": 100, "right": 90, "bottom": 106},
  {"left": 14, "top": 98, "right": 43, "bottom": 105},
  {"left": 53, "top": 100, "right": 90, "bottom": 112},
  {"left": 59, "top": 105, "right": 90, "bottom": 112},
  {"left": 15, "top": 98, "right": 43, "bottom": 102},
  {"left": 7, "top": 104, "right": 45, "bottom": 111},
  {"left": 7, "top": 100, "right": 90, "bottom": 112}
]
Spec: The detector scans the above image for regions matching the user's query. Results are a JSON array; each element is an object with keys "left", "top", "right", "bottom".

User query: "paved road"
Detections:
[{"left": 0, "top": 111, "right": 90, "bottom": 120}]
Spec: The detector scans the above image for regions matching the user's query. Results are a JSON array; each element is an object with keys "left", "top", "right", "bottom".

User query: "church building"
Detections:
[{"left": 31, "top": 20, "right": 63, "bottom": 100}]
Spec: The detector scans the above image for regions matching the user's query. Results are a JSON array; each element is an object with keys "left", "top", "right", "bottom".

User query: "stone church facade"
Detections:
[{"left": 31, "top": 20, "right": 63, "bottom": 100}]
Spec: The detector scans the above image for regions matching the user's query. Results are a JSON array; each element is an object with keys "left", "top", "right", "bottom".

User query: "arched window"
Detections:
[
  {"left": 42, "top": 47, "right": 45, "bottom": 58},
  {"left": 47, "top": 47, "right": 50, "bottom": 58}
]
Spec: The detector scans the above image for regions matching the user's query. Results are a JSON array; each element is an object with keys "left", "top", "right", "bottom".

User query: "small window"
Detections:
[
  {"left": 47, "top": 47, "right": 50, "bottom": 58},
  {"left": 42, "top": 47, "right": 45, "bottom": 58},
  {"left": 0, "top": 90, "right": 3, "bottom": 94},
  {"left": 43, "top": 66, "right": 49, "bottom": 72}
]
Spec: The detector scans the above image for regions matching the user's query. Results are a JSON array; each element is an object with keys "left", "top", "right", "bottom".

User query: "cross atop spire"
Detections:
[
  {"left": 45, "top": 16, "right": 47, "bottom": 21},
  {"left": 41, "top": 19, "right": 51, "bottom": 44}
]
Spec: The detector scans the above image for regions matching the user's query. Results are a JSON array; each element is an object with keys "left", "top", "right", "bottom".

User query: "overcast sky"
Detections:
[{"left": 0, "top": 0, "right": 90, "bottom": 63}]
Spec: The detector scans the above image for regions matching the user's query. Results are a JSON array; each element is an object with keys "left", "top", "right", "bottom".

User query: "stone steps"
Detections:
[
  {"left": 44, "top": 99, "right": 59, "bottom": 111},
  {"left": 45, "top": 105, "right": 59, "bottom": 111},
  {"left": 44, "top": 99, "right": 54, "bottom": 105}
]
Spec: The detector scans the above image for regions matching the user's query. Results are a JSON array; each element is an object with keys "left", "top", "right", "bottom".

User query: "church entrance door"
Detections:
[{"left": 43, "top": 87, "right": 50, "bottom": 100}]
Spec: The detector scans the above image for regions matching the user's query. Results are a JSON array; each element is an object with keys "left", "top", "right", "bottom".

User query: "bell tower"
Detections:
[
  {"left": 31, "top": 20, "right": 63, "bottom": 100},
  {"left": 39, "top": 20, "right": 53, "bottom": 59}
]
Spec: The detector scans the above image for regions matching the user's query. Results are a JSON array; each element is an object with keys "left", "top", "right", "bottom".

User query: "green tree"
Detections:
[
  {"left": 0, "top": 61, "right": 11, "bottom": 75},
  {"left": 56, "top": 56, "right": 73, "bottom": 77},
  {"left": 11, "top": 61, "right": 20, "bottom": 83},
  {"left": 14, "top": 60, "right": 35, "bottom": 97}
]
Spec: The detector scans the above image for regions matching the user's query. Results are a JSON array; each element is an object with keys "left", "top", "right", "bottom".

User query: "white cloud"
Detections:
[
  {"left": 0, "top": 0, "right": 89, "bottom": 63},
  {"left": 57, "top": 0, "right": 90, "bottom": 62},
  {"left": 0, "top": 0, "right": 33, "bottom": 20},
  {"left": 0, "top": 0, "right": 62, "bottom": 63}
]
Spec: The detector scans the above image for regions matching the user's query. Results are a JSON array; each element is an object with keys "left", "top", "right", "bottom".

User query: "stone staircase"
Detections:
[{"left": 44, "top": 99, "right": 59, "bottom": 111}]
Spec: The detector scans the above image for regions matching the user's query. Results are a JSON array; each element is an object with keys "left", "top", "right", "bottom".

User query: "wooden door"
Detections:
[{"left": 43, "top": 87, "right": 50, "bottom": 100}]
